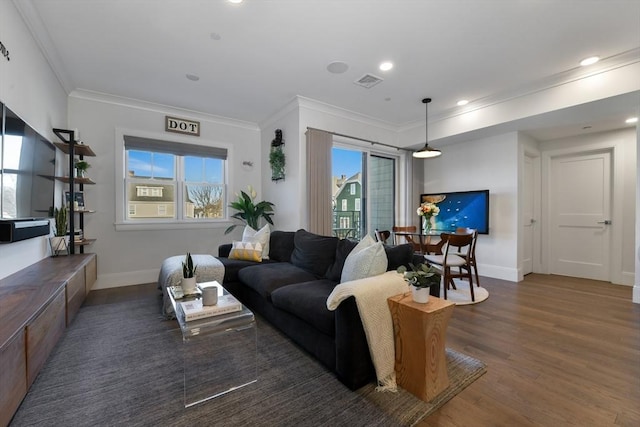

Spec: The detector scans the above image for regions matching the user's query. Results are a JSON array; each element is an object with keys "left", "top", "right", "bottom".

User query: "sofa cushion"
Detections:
[
  {"left": 271, "top": 280, "right": 337, "bottom": 337},
  {"left": 325, "top": 238, "right": 358, "bottom": 282},
  {"left": 341, "top": 235, "right": 388, "bottom": 282},
  {"left": 228, "top": 241, "right": 263, "bottom": 262},
  {"left": 243, "top": 224, "right": 270, "bottom": 259},
  {"left": 268, "top": 230, "right": 296, "bottom": 262},
  {"left": 217, "top": 257, "right": 276, "bottom": 283},
  {"left": 239, "top": 263, "right": 318, "bottom": 300},
  {"left": 384, "top": 243, "right": 414, "bottom": 271},
  {"left": 290, "top": 229, "right": 339, "bottom": 278}
]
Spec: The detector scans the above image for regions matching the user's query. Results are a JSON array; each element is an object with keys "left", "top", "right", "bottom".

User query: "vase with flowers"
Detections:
[
  {"left": 397, "top": 263, "right": 441, "bottom": 303},
  {"left": 417, "top": 201, "right": 440, "bottom": 234}
]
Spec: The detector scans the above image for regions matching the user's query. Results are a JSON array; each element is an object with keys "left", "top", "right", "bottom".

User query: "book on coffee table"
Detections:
[{"left": 179, "top": 294, "right": 242, "bottom": 321}]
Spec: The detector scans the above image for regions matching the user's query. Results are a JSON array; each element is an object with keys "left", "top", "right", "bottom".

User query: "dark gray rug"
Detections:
[{"left": 10, "top": 295, "right": 486, "bottom": 427}]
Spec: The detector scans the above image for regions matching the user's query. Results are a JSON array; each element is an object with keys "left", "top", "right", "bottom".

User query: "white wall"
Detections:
[
  {"left": 260, "top": 99, "right": 301, "bottom": 231},
  {"left": 0, "top": 0, "right": 67, "bottom": 279},
  {"left": 423, "top": 132, "right": 520, "bottom": 281},
  {"left": 635, "top": 124, "right": 640, "bottom": 303},
  {"left": 67, "top": 91, "right": 261, "bottom": 289}
]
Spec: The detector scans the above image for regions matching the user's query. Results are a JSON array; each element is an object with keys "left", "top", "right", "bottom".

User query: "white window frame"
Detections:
[
  {"left": 114, "top": 128, "right": 233, "bottom": 231},
  {"left": 341, "top": 199, "right": 347, "bottom": 211}
]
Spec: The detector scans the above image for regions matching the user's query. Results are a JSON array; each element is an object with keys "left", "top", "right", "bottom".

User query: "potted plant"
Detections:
[
  {"left": 74, "top": 160, "right": 91, "bottom": 178},
  {"left": 269, "top": 146, "right": 285, "bottom": 181},
  {"left": 50, "top": 207, "right": 68, "bottom": 256},
  {"left": 269, "top": 129, "right": 285, "bottom": 181},
  {"left": 225, "top": 185, "right": 275, "bottom": 234},
  {"left": 397, "top": 263, "right": 441, "bottom": 303},
  {"left": 181, "top": 252, "right": 198, "bottom": 294}
]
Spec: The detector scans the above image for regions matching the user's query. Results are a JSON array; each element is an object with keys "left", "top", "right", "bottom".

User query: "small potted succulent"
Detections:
[
  {"left": 397, "top": 263, "right": 441, "bottom": 303},
  {"left": 181, "top": 252, "right": 198, "bottom": 294}
]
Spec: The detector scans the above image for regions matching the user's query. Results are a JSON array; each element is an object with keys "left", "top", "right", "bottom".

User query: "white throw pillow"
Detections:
[
  {"left": 340, "top": 235, "right": 388, "bottom": 283},
  {"left": 242, "top": 224, "right": 270, "bottom": 259}
]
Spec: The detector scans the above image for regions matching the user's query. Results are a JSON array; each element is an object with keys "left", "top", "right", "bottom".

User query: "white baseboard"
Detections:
[
  {"left": 477, "top": 264, "right": 519, "bottom": 282},
  {"left": 94, "top": 268, "right": 159, "bottom": 290},
  {"left": 634, "top": 285, "right": 640, "bottom": 304}
]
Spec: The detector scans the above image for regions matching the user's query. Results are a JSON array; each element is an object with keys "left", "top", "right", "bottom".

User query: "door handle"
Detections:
[{"left": 597, "top": 220, "right": 612, "bottom": 225}]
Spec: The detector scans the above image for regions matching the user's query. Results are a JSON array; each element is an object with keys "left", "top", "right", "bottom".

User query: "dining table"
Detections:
[{"left": 392, "top": 230, "right": 446, "bottom": 255}]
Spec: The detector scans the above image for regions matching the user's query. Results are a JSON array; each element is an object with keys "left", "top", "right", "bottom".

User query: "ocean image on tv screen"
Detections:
[{"left": 425, "top": 191, "right": 489, "bottom": 234}]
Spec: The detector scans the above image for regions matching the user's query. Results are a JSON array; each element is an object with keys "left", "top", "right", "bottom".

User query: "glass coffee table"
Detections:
[{"left": 168, "top": 281, "right": 257, "bottom": 407}]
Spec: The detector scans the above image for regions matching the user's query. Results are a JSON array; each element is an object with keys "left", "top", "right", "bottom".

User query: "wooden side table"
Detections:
[{"left": 387, "top": 293, "right": 455, "bottom": 402}]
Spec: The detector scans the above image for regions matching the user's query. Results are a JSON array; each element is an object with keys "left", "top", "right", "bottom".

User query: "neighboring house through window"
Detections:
[{"left": 123, "top": 135, "right": 226, "bottom": 223}]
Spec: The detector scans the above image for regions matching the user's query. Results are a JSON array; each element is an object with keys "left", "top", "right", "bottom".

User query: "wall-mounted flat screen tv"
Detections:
[
  {"left": 420, "top": 190, "right": 490, "bottom": 234},
  {"left": 1, "top": 102, "right": 56, "bottom": 220}
]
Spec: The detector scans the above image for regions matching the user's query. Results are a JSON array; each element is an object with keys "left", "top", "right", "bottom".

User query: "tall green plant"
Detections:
[
  {"left": 225, "top": 185, "right": 275, "bottom": 234},
  {"left": 54, "top": 207, "right": 67, "bottom": 237}
]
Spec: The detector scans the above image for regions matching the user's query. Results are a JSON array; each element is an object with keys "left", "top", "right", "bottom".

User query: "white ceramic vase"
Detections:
[
  {"left": 181, "top": 276, "right": 197, "bottom": 295},
  {"left": 411, "top": 285, "right": 430, "bottom": 303}
]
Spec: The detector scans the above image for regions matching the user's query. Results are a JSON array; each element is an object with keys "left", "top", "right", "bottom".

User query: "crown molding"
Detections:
[
  {"left": 400, "top": 48, "right": 640, "bottom": 132},
  {"left": 13, "top": 0, "right": 74, "bottom": 94},
  {"left": 70, "top": 89, "right": 260, "bottom": 131}
]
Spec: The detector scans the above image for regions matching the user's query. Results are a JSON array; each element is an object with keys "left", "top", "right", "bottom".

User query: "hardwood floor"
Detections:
[
  {"left": 85, "top": 275, "right": 639, "bottom": 426},
  {"left": 419, "top": 274, "right": 640, "bottom": 427}
]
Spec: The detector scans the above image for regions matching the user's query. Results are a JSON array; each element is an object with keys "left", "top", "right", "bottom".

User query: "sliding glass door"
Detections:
[{"left": 332, "top": 146, "right": 396, "bottom": 240}]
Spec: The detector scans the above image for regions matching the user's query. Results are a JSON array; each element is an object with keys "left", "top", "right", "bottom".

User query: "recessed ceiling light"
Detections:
[
  {"left": 457, "top": 99, "right": 469, "bottom": 106},
  {"left": 379, "top": 62, "right": 393, "bottom": 71},
  {"left": 625, "top": 117, "right": 638, "bottom": 124},
  {"left": 580, "top": 56, "right": 600, "bottom": 66},
  {"left": 327, "top": 61, "right": 349, "bottom": 74},
  {"left": 186, "top": 74, "right": 200, "bottom": 81},
  {"left": 228, "top": 0, "right": 243, "bottom": 4}
]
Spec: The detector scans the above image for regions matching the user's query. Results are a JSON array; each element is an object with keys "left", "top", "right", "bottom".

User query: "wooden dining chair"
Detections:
[
  {"left": 455, "top": 227, "right": 480, "bottom": 286},
  {"left": 374, "top": 229, "right": 391, "bottom": 244},
  {"left": 424, "top": 232, "right": 475, "bottom": 301},
  {"left": 392, "top": 226, "right": 421, "bottom": 252}
]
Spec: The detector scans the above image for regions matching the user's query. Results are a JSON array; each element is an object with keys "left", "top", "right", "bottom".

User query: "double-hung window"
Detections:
[{"left": 123, "top": 135, "right": 226, "bottom": 223}]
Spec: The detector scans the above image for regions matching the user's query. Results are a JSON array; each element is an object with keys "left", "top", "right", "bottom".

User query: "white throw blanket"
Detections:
[{"left": 326, "top": 270, "right": 408, "bottom": 391}]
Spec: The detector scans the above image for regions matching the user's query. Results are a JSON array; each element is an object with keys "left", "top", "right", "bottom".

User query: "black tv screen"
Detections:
[
  {"left": 1, "top": 102, "right": 56, "bottom": 219},
  {"left": 420, "top": 190, "right": 490, "bottom": 234}
]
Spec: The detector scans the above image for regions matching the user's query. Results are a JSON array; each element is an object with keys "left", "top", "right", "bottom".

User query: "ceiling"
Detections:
[{"left": 19, "top": 0, "right": 640, "bottom": 144}]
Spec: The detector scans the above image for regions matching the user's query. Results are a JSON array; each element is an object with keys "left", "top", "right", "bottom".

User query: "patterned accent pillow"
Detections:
[
  {"left": 229, "top": 241, "right": 263, "bottom": 262},
  {"left": 340, "top": 235, "right": 388, "bottom": 282},
  {"left": 242, "top": 224, "right": 270, "bottom": 259}
]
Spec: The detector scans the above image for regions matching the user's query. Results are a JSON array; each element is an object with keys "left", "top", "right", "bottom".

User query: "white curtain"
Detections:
[{"left": 305, "top": 128, "right": 333, "bottom": 235}]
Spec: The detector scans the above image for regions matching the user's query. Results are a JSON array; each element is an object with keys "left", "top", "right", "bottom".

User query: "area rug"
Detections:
[
  {"left": 441, "top": 279, "right": 489, "bottom": 305},
  {"left": 10, "top": 295, "right": 486, "bottom": 427}
]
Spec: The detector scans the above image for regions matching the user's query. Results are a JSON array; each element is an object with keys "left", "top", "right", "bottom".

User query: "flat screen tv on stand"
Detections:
[{"left": 420, "top": 190, "right": 490, "bottom": 234}]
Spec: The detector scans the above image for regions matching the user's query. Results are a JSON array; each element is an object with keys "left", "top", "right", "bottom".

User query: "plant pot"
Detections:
[
  {"left": 49, "top": 236, "right": 68, "bottom": 257},
  {"left": 411, "top": 285, "right": 430, "bottom": 303},
  {"left": 181, "top": 276, "right": 197, "bottom": 295}
]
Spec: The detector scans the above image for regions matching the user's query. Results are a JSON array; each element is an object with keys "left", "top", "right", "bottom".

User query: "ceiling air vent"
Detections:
[{"left": 354, "top": 73, "right": 383, "bottom": 89}]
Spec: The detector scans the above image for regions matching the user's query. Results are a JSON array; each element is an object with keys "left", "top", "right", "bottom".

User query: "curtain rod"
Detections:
[{"left": 306, "top": 127, "right": 413, "bottom": 152}]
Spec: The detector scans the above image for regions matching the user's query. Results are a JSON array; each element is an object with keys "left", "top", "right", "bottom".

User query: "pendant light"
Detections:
[{"left": 413, "top": 98, "right": 442, "bottom": 159}]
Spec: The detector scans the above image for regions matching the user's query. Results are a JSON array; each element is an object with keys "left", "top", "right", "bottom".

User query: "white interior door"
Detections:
[
  {"left": 522, "top": 155, "right": 536, "bottom": 275},
  {"left": 550, "top": 151, "right": 611, "bottom": 281}
]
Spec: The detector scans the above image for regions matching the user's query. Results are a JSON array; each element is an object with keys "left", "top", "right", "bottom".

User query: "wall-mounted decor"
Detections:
[
  {"left": 165, "top": 116, "right": 200, "bottom": 136},
  {"left": 420, "top": 190, "right": 490, "bottom": 234},
  {"left": 269, "top": 129, "right": 285, "bottom": 181},
  {"left": 0, "top": 40, "right": 10, "bottom": 61}
]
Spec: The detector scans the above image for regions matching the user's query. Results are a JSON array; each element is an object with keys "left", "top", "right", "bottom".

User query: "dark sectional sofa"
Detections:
[{"left": 217, "top": 229, "right": 436, "bottom": 390}]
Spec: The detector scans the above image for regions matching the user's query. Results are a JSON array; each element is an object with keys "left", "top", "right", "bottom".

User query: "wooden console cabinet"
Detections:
[{"left": 0, "top": 253, "right": 96, "bottom": 427}]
